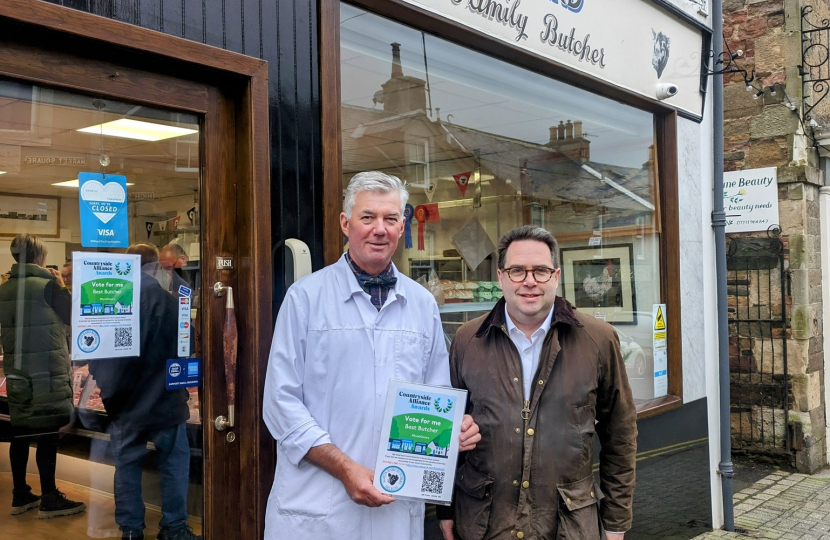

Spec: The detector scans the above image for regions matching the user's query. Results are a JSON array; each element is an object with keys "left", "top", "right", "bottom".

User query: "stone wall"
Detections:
[{"left": 723, "top": 0, "right": 827, "bottom": 473}]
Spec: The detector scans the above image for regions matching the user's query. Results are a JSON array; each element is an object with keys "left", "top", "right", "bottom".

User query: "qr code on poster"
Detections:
[
  {"left": 114, "top": 327, "right": 133, "bottom": 348},
  {"left": 421, "top": 470, "right": 444, "bottom": 494}
]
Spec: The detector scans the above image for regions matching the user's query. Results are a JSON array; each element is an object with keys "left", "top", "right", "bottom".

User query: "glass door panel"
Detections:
[{"left": 0, "top": 77, "right": 204, "bottom": 540}]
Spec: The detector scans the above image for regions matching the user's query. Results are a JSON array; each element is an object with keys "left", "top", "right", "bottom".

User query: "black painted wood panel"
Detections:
[{"left": 44, "top": 0, "right": 325, "bottom": 317}]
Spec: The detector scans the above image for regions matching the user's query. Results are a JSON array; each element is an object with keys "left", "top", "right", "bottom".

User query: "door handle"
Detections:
[{"left": 214, "top": 284, "right": 238, "bottom": 431}]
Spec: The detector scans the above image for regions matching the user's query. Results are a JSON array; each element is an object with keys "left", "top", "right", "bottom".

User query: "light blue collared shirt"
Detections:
[{"left": 504, "top": 304, "right": 554, "bottom": 400}]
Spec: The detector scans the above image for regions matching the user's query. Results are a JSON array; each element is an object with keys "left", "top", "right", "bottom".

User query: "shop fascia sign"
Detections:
[{"left": 398, "top": 0, "right": 705, "bottom": 117}]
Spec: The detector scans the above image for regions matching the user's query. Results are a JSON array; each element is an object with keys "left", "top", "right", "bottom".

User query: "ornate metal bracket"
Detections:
[
  {"left": 801, "top": 5, "right": 830, "bottom": 122},
  {"left": 703, "top": 44, "right": 754, "bottom": 83}
]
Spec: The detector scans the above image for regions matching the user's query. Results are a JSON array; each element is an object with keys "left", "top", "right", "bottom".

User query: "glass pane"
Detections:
[
  {"left": 340, "top": 3, "right": 662, "bottom": 404},
  {"left": 0, "top": 78, "right": 204, "bottom": 538}
]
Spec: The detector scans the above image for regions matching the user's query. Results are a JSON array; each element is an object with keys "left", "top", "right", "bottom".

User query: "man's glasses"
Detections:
[{"left": 502, "top": 266, "right": 556, "bottom": 283}]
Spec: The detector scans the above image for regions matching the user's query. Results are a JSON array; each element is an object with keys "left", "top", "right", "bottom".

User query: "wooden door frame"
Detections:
[
  {"left": 0, "top": 2, "right": 273, "bottom": 539},
  {"left": 320, "top": 0, "right": 684, "bottom": 418}
]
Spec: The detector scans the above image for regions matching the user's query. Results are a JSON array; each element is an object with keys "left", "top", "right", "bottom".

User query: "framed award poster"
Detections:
[{"left": 373, "top": 379, "right": 467, "bottom": 505}]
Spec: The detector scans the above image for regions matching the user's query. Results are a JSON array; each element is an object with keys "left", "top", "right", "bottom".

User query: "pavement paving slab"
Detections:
[{"left": 693, "top": 468, "right": 830, "bottom": 540}]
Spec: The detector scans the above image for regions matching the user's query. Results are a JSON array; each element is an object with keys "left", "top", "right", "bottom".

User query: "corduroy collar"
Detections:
[{"left": 474, "top": 295, "right": 582, "bottom": 338}]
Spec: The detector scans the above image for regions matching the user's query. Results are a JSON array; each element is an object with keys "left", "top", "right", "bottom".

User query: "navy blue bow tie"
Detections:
[{"left": 359, "top": 275, "right": 397, "bottom": 294}]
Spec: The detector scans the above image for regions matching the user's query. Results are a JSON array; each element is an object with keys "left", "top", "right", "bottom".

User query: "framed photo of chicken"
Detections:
[{"left": 559, "top": 244, "right": 637, "bottom": 325}]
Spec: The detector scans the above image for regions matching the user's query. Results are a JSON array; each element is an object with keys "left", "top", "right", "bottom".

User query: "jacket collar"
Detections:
[
  {"left": 333, "top": 253, "right": 408, "bottom": 305},
  {"left": 9, "top": 263, "right": 55, "bottom": 281},
  {"left": 475, "top": 296, "right": 582, "bottom": 338}
]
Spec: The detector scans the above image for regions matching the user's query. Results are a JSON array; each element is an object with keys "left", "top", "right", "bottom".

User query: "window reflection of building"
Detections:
[{"left": 342, "top": 27, "right": 665, "bottom": 403}]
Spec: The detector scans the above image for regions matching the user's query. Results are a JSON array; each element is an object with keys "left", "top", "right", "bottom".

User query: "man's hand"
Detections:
[
  {"left": 305, "top": 443, "right": 394, "bottom": 508},
  {"left": 439, "top": 519, "right": 455, "bottom": 540},
  {"left": 341, "top": 461, "right": 396, "bottom": 507},
  {"left": 459, "top": 414, "right": 481, "bottom": 452},
  {"left": 606, "top": 532, "right": 625, "bottom": 540}
]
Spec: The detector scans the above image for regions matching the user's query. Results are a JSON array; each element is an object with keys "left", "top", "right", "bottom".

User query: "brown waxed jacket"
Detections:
[{"left": 443, "top": 297, "right": 637, "bottom": 540}]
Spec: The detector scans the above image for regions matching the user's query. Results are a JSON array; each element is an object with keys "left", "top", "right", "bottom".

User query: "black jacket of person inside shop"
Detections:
[{"left": 89, "top": 274, "right": 189, "bottom": 430}]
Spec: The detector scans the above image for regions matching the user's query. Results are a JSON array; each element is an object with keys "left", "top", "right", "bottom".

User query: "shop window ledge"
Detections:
[{"left": 635, "top": 395, "right": 682, "bottom": 420}]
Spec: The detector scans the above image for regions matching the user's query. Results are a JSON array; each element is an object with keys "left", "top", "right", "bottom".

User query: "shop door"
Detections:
[{"left": 0, "top": 7, "right": 271, "bottom": 540}]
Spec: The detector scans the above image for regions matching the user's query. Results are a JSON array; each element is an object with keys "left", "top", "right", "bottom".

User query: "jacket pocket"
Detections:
[
  {"left": 6, "top": 375, "right": 32, "bottom": 404},
  {"left": 556, "top": 475, "right": 604, "bottom": 540},
  {"left": 454, "top": 462, "right": 494, "bottom": 540},
  {"left": 574, "top": 404, "right": 596, "bottom": 469},
  {"left": 393, "top": 333, "right": 427, "bottom": 381},
  {"left": 275, "top": 458, "right": 334, "bottom": 518}
]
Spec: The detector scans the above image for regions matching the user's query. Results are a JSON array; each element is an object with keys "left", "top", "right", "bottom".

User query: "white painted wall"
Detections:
[
  {"left": 678, "top": 116, "right": 707, "bottom": 404},
  {"left": 678, "top": 103, "right": 721, "bottom": 528}
]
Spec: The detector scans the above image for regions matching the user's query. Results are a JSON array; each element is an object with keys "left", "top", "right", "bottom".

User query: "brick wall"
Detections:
[{"left": 723, "top": 0, "right": 827, "bottom": 473}]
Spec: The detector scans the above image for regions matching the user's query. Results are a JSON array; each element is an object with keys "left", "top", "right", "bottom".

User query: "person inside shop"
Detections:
[
  {"left": 159, "top": 243, "right": 191, "bottom": 293},
  {"left": 437, "top": 226, "right": 637, "bottom": 540},
  {"left": 60, "top": 261, "right": 73, "bottom": 288},
  {"left": 88, "top": 242, "right": 197, "bottom": 540},
  {"left": 263, "top": 171, "right": 481, "bottom": 540},
  {"left": 0, "top": 233, "right": 87, "bottom": 518}
]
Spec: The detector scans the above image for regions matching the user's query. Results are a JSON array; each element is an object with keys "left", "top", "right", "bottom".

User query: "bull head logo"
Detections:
[{"left": 652, "top": 29, "right": 671, "bottom": 79}]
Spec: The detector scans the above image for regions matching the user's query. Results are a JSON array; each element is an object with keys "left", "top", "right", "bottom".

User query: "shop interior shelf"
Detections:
[{"left": 438, "top": 301, "right": 497, "bottom": 314}]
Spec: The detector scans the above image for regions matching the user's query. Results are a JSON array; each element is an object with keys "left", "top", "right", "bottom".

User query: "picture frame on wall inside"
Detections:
[
  {"left": 560, "top": 243, "right": 637, "bottom": 324},
  {"left": 0, "top": 193, "right": 61, "bottom": 238}
]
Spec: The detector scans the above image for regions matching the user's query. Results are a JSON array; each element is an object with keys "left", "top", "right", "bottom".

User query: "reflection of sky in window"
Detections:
[{"left": 341, "top": 3, "right": 654, "bottom": 169}]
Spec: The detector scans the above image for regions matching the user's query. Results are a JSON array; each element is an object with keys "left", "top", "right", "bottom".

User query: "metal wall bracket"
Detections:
[{"left": 802, "top": 5, "right": 830, "bottom": 122}]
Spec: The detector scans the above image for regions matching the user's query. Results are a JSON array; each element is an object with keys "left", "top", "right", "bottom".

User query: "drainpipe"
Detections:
[
  {"left": 821, "top": 177, "right": 830, "bottom": 468},
  {"left": 711, "top": 0, "right": 735, "bottom": 531}
]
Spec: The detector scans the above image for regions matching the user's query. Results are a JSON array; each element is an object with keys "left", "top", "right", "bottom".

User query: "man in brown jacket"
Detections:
[{"left": 438, "top": 226, "right": 637, "bottom": 540}]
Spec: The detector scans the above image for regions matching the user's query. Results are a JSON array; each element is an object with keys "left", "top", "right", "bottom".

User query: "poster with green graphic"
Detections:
[
  {"left": 71, "top": 252, "right": 141, "bottom": 360},
  {"left": 373, "top": 380, "right": 467, "bottom": 505}
]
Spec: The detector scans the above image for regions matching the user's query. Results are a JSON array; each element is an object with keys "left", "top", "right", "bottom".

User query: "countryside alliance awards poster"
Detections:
[
  {"left": 71, "top": 252, "right": 141, "bottom": 360},
  {"left": 373, "top": 380, "right": 467, "bottom": 505}
]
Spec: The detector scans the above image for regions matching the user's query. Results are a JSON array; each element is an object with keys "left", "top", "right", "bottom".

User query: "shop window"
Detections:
[{"left": 340, "top": 3, "right": 667, "bottom": 406}]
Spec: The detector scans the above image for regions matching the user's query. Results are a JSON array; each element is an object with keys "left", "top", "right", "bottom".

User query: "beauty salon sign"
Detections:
[{"left": 723, "top": 167, "right": 780, "bottom": 233}]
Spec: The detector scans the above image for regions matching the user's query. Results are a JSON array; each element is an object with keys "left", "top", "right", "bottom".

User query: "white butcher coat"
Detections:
[{"left": 263, "top": 255, "right": 451, "bottom": 540}]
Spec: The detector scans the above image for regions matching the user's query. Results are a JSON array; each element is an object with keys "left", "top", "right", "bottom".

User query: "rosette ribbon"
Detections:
[
  {"left": 404, "top": 204, "right": 414, "bottom": 249},
  {"left": 414, "top": 204, "right": 428, "bottom": 251}
]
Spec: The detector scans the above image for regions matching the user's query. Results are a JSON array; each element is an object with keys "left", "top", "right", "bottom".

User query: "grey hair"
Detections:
[
  {"left": 497, "top": 226, "right": 560, "bottom": 269},
  {"left": 10, "top": 234, "right": 48, "bottom": 266},
  {"left": 162, "top": 243, "right": 187, "bottom": 258},
  {"left": 344, "top": 171, "right": 409, "bottom": 218}
]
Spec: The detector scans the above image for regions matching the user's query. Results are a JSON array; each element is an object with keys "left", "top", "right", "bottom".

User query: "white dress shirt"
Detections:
[
  {"left": 504, "top": 305, "right": 554, "bottom": 400},
  {"left": 263, "top": 255, "right": 450, "bottom": 540}
]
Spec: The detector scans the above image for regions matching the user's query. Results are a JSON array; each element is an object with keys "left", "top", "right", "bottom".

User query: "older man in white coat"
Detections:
[{"left": 263, "top": 171, "right": 480, "bottom": 540}]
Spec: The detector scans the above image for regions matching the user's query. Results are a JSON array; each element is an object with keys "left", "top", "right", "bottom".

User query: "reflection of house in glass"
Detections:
[{"left": 342, "top": 43, "right": 658, "bottom": 246}]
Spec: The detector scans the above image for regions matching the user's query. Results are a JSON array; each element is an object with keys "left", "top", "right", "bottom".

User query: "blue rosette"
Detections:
[{"left": 404, "top": 204, "right": 414, "bottom": 249}]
